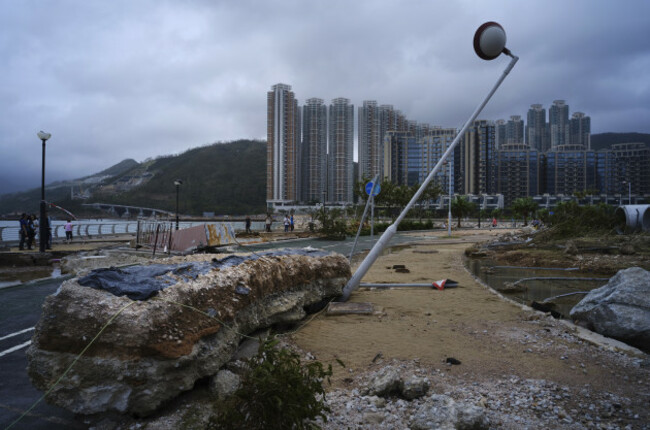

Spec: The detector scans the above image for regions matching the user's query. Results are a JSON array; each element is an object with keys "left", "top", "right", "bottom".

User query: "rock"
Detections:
[
  {"left": 363, "top": 368, "right": 402, "bottom": 397},
  {"left": 401, "top": 375, "right": 430, "bottom": 400},
  {"left": 565, "top": 240, "right": 579, "bottom": 255},
  {"left": 457, "top": 404, "right": 490, "bottom": 429},
  {"left": 363, "top": 411, "right": 385, "bottom": 424},
  {"left": 410, "top": 394, "right": 458, "bottom": 430},
  {"left": 209, "top": 369, "right": 240, "bottom": 399},
  {"left": 26, "top": 250, "right": 350, "bottom": 416},
  {"left": 620, "top": 243, "right": 636, "bottom": 255},
  {"left": 570, "top": 267, "right": 650, "bottom": 351},
  {"left": 410, "top": 394, "right": 489, "bottom": 430}
]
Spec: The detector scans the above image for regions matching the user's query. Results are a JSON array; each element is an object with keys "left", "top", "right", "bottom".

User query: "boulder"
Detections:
[
  {"left": 26, "top": 249, "right": 350, "bottom": 416},
  {"left": 570, "top": 267, "right": 650, "bottom": 351},
  {"left": 363, "top": 368, "right": 430, "bottom": 400},
  {"left": 410, "top": 394, "right": 489, "bottom": 430}
]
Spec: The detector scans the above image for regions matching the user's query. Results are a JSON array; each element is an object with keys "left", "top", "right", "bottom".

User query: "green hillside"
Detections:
[
  {"left": 0, "top": 139, "right": 268, "bottom": 218},
  {"left": 97, "top": 139, "right": 267, "bottom": 216}
]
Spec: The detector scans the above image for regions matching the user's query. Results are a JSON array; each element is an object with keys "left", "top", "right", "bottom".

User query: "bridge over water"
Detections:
[{"left": 82, "top": 203, "right": 175, "bottom": 218}]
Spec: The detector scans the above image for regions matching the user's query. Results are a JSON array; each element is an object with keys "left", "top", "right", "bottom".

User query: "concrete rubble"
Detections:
[{"left": 26, "top": 249, "right": 350, "bottom": 416}]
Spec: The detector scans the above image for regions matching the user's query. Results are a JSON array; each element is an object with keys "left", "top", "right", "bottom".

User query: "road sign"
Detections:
[{"left": 365, "top": 182, "right": 381, "bottom": 196}]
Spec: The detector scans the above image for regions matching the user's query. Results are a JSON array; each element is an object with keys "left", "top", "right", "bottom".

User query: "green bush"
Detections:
[
  {"left": 543, "top": 201, "right": 616, "bottom": 239},
  {"left": 209, "top": 338, "right": 335, "bottom": 430}
]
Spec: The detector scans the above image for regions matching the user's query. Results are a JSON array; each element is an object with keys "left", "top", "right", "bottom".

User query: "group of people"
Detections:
[
  {"left": 18, "top": 213, "right": 74, "bottom": 250},
  {"left": 18, "top": 213, "right": 39, "bottom": 250},
  {"left": 261, "top": 214, "right": 295, "bottom": 233}
]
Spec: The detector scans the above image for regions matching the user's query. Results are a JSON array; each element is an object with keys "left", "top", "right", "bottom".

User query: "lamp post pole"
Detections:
[
  {"left": 341, "top": 21, "right": 518, "bottom": 301},
  {"left": 37, "top": 131, "right": 51, "bottom": 253},
  {"left": 174, "top": 179, "right": 183, "bottom": 230}
]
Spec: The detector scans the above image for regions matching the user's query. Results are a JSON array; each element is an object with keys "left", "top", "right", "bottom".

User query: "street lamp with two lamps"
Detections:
[{"left": 37, "top": 131, "right": 51, "bottom": 253}]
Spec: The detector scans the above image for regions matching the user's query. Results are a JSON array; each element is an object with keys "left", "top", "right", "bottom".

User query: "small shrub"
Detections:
[{"left": 209, "top": 338, "right": 336, "bottom": 430}]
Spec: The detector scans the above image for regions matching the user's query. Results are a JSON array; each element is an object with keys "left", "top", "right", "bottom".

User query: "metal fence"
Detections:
[{"left": 0, "top": 221, "right": 140, "bottom": 245}]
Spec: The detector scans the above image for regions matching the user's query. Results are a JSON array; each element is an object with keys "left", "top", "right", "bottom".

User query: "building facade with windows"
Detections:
[
  {"left": 549, "top": 100, "right": 570, "bottom": 148},
  {"left": 267, "top": 83, "right": 300, "bottom": 208},
  {"left": 301, "top": 98, "right": 327, "bottom": 203},
  {"left": 496, "top": 143, "right": 539, "bottom": 205},
  {"left": 328, "top": 98, "right": 355, "bottom": 204}
]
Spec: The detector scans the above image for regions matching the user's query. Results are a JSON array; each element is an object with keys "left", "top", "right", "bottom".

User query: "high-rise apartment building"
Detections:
[
  {"left": 597, "top": 142, "right": 649, "bottom": 198},
  {"left": 456, "top": 120, "right": 497, "bottom": 195},
  {"left": 506, "top": 115, "right": 524, "bottom": 144},
  {"left": 526, "top": 104, "right": 548, "bottom": 152},
  {"left": 358, "top": 101, "right": 381, "bottom": 181},
  {"left": 328, "top": 98, "right": 354, "bottom": 204},
  {"left": 542, "top": 144, "right": 597, "bottom": 195},
  {"left": 495, "top": 119, "right": 506, "bottom": 148},
  {"left": 267, "top": 83, "right": 300, "bottom": 208},
  {"left": 301, "top": 98, "right": 327, "bottom": 203},
  {"left": 496, "top": 143, "right": 539, "bottom": 205},
  {"left": 569, "top": 112, "right": 591, "bottom": 149},
  {"left": 549, "top": 100, "right": 569, "bottom": 148}
]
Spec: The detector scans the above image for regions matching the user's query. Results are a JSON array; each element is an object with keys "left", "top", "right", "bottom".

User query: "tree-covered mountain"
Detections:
[
  {"left": 591, "top": 132, "right": 650, "bottom": 151},
  {"left": 0, "top": 139, "right": 267, "bottom": 218},
  {"left": 98, "top": 139, "right": 267, "bottom": 215}
]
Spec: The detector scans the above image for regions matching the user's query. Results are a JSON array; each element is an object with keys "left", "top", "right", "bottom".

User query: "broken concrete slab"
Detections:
[
  {"left": 326, "top": 302, "right": 374, "bottom": 315},
  {"left": 26, "top": 249, "right": 350, "bottom": 416}
]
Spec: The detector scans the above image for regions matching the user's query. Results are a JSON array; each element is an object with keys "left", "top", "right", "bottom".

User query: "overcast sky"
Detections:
[{"left": 1, "top": 0, "right": 649, "bottom": 194}]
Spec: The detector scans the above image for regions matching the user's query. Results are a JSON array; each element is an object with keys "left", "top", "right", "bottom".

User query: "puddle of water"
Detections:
[{"left": 467, "top": 259, "right": 609, "bottom": 318}]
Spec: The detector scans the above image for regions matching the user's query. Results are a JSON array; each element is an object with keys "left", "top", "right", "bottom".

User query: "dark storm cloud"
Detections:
[{"left": 1, "top": 0, "right": 649, "bottom": 194}]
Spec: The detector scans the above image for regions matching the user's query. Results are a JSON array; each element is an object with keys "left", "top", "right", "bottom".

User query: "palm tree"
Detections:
[
  {"left": 451, "top": 196, "right": 476, "bottom": 228},
  {"left": 511, "top": 197, "right": 538, "bottom": 226}
]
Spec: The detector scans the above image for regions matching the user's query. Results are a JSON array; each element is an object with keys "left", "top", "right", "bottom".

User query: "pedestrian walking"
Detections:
[
  {"left": 245, "top": 216, "right": 252, "bottom": 234},
  {"left": 491, "top": 217, "right": 497, "bottom": 229},
  {"left": 290, "top": 214, "right": 294, "bottom": 232},
  {"left": 26, "top": 214, "right": 37, "bottom": 250},
  {"left": 265, "top": 214, "right": 272, "bottom": 233},
  {"left": 283, "top": 215, "right": 290, "bottom": 232},
  {"left": 64, "top": 219, "right": 73, "bottom": 243}
]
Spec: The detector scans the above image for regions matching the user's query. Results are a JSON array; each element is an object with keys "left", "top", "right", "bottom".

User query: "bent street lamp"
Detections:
[
  {"left": 38, "top": 131, "right": 52, "bottom": 253},
  {"left": 174, "top": 179, "right": 183, "bottom": 230},
  {"left": 341, "top": 22, "right": 519, "bottom": 301}
]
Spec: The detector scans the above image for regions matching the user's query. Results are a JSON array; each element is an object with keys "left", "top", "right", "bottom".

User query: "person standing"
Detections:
[
  {"left": 290, "top": 214, "right": 294, "bottom": 232},
  {"left": 64, "top": 219, "right": 73, "bottom": 243},
  {"left": 491, "top": 217, "right": 497, "bottom": 229},
  {"left": 283, "top": 215, "right": 290, "bottom": 232},
  {"left": 18, "top": 213, "right": 28, "bottom": 250},
  {"left": 245, "top": 216, "right": 252, "bottom": 234},
  {"left": 26, "top": 214, "right": 37, "bottom": 250},
  {"left": 265, "top": 214, "right": 272, "bottom": 233}
]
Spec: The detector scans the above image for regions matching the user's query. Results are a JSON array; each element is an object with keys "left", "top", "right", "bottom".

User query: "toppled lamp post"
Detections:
[{"left": 341, "top": 22, "right": 519, "bottom": 301}]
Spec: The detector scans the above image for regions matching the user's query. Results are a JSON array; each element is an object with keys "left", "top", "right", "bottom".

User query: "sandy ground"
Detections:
[{"left": 288, "top": 229, "right": 649, "bottom": 419}]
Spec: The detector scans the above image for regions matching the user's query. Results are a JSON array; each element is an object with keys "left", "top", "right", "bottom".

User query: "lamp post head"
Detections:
[
  {"left": 473, "top": 22, "right": 510, "bottom": 60},
  {"left": 174, "top": 179, "right": 183, "bottom": 186},
  {"left": 37, "top": 131, "right": 51, "bottom": 141}
]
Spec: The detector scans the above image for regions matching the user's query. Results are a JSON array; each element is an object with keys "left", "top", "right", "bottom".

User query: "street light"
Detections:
[
  {"left": 623, "top": 180, "right": 631, "bottom": 205},
  {"left": 174, "top": 179, "right": 183, "bottom": 230},
  {"left": 341, "top": 22, "right": 518, "bottom": 301},
  {"left": 37, "top": 131, "right": 51, "bottom": 252}
]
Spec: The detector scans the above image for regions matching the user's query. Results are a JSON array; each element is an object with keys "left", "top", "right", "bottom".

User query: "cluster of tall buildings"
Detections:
[{"left": 266, "top": 84, "right": 649, "bottom": 209}]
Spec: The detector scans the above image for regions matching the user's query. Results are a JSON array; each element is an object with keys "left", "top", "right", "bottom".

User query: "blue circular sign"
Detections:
[{"left": 365, "top": 182, "right": 381, "bottom": 196}]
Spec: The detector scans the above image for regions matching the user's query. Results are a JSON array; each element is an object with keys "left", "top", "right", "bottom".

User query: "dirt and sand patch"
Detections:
[{"left": 287, "top": 229, "right": 649, "bottom": 426}]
